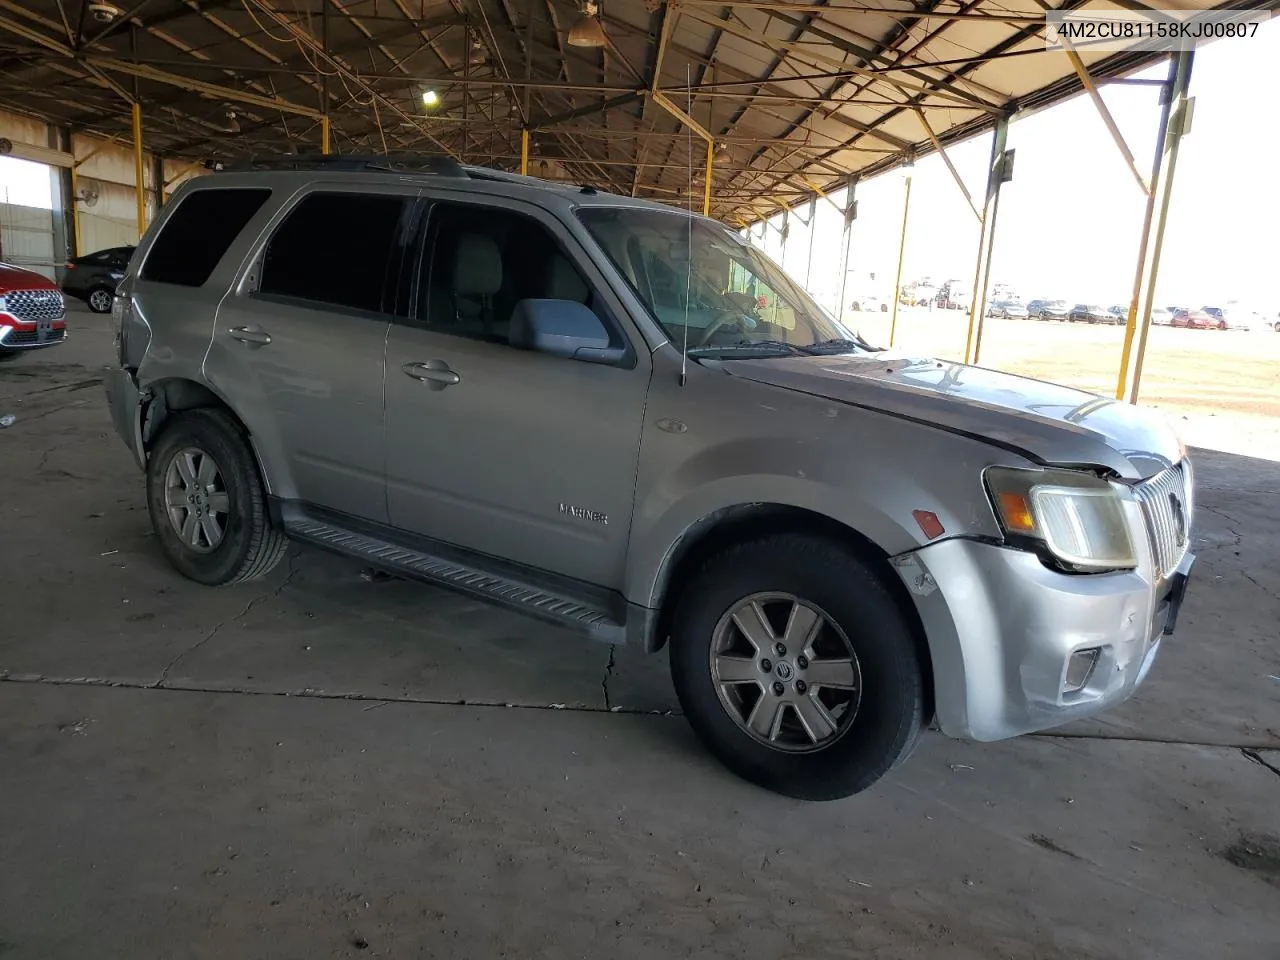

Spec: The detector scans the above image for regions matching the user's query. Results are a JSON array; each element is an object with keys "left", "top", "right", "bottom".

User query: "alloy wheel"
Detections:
[
  {"left": 709, "top": 592, "right": 862, "bottom": 753},
  {"left": 163, "top": 446, "right": 230, "bottom": 553},
  {"left": 89, "top": 289, "right": 114, "bottom": 312}
]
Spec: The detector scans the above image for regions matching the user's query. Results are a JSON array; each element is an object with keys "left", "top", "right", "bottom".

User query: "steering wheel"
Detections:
[{"left": 695, "top": 309, "right": 751, "bottom": 347}]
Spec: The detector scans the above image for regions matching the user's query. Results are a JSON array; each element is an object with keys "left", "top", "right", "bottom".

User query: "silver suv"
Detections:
[{"left": 104, "top": 156, "right": 1195, "bottom": 800}]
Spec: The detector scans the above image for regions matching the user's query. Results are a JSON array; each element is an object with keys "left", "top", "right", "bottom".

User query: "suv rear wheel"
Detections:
[
  {"left": 669, "top": 535, "right": 926, "bottom": 800},
  {"left": 146, "top": 408, "right": 288, "bottom": 585}
]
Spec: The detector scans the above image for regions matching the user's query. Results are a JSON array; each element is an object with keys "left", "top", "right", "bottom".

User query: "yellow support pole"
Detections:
[
  {"left": 1115, "top": 51, "right": 1191, "bottom": 402},
  {"left": 1122, "top": 51, "right": 1194, "bottom": 406},
  {"left": 68, "top": 135, "right": 82, "bottom": 258},
  {"left": 888, "top": 171, "right": 912, "bottom": 348},
  {"left": 132, "top": 101, "right": 146, "bottom": 238},
  {"left": 521, "top": 128, "right": 529, "bottom": 176},
  {"left": 964, "top": 117, "right": 1009, "bottom": 365},
  {"left": 703, "top": 139, "right": 713, "bottom": 217},
  {"left": 321, "top": 115, "right": 331, "bottom": 155}
]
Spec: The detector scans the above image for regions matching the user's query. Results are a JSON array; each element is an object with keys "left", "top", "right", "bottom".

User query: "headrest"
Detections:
[{"left": 454, "top": 234, "right": 502, "bottom": 297}]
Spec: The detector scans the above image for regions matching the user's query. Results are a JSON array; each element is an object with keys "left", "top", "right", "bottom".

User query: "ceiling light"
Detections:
[
  {"left": 421, "top": 89, "right": 440, "bottom": 107},
  {"left": 568, "top": 2, "right": 607, "bottom": 47},
  {"left": 714, "top": 142, "right": 732, "bottom": 164}
]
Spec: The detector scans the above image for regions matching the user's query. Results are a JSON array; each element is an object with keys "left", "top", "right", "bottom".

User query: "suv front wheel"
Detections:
[
  {"left": 669, "top": 535, "right": 926, "bottom": 800},
  {"left": 146, "top": 408, "right": 288, "bottom": 585}
]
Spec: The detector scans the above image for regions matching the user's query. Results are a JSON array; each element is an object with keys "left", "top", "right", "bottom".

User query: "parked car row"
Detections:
[{"left": 994, "top": 296, "right": 1269, "bottom": 332}]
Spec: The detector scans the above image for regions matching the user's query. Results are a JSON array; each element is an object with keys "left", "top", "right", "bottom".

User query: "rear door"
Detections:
[
  {"left": 380, "top": 196, "right": 651, "bottom": 587},
  {"left": 207, "top": 185, "right": 418, "bottom": 523}
]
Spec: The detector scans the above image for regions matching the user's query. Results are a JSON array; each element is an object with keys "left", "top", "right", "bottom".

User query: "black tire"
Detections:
[
  {"left": 669, "top": 535, "right": 926, "bottom": 801},
  {"left": 86, "top": 286, "right": 115, "bottom": 313},
  {"left": 146, "top": 408, "right": 288, "bottom": 585}
]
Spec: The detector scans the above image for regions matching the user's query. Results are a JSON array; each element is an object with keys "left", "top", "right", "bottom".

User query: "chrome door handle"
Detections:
[
  {"left": 402, "top": 360, "right": 460, "bottom": 390},
  {"left": 229, "top": 326, "right": 272, "bottom": 345}
]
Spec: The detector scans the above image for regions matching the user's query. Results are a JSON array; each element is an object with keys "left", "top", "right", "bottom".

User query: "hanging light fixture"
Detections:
[
  {"left": 714, "top": 142, "right": 732, "bottom": 164},
  {"left": 568, "top": 1, "right": 607, "bottom": 47}
]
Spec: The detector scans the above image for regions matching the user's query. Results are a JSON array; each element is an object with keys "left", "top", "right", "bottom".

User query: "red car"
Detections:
[
  {"left": 1170, "top": 308, "right": 1222, "bottom": 330},
  {"left": 0, "top": 262, "right": 67, "bottom": 361}
]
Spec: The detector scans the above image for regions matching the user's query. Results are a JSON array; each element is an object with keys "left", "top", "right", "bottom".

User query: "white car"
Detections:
[{"left": 850, "top": 296, "right": 888, "bottom": 313}]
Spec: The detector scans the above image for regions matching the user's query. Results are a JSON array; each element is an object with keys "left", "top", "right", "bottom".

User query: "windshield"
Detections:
[{"left": 576, "top": 206, "right": 868, "bottom": 357}]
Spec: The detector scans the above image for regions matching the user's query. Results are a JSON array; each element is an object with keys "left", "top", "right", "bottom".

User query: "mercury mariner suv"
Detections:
[{"left": 104, "top": 155, "right": 1195, "bottom": 800}]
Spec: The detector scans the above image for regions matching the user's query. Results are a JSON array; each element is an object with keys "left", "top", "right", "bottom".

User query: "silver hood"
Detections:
[{"left": 719, "top": 353, "right": 1183, "bottom": 480}]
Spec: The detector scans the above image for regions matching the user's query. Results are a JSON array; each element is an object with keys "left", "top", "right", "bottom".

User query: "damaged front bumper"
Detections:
[{"left": 892, "top": 537, "right": 1193, "bottom": 742}]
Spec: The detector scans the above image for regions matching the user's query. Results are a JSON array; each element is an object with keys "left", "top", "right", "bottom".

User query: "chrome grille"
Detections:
[
  {"left": 1134, "top": 461, "right": 1192, "bottom": 580},
  {"left": 3, "top": 289, "right": 65, "bottom": 323}
]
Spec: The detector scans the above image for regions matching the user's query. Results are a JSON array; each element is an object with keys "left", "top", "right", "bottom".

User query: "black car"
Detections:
[
  {"left": 1027, "top": 298, "right": 1069, "bottom": 320},
  {"left": 60, "top": 245, "right": 134, "bottom": 313},
  {"left": 1069, "top": 303, "right": 1114, "bottom": 324}
]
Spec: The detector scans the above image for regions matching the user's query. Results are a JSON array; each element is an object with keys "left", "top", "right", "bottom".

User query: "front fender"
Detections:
[
  {"left": 624, "top": 468, "right": 915, "bottom": 608},
  {"left": 622, "top": 357, "right": 1017, "bottom": 609}
]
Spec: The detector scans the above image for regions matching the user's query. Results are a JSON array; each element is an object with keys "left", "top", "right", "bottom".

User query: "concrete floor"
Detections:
[{"left": 2, "top": 306, "right": 1278, "bottom": 959}]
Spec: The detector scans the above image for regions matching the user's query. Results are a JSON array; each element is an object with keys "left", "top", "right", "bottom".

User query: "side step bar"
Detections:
[{"left": 279, "top": 503, "right": 627, "bottom": 644}]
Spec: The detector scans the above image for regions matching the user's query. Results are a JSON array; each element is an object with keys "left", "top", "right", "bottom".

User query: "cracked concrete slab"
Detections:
[
  {"left": 3, "top": 308, "right": 1279, "bottom": 957},
  {"left": 2, "top": 681, "right": 1278, "bottom": 960}
]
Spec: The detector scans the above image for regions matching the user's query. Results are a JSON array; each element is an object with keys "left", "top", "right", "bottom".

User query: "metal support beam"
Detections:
[
  {"left": 835, "top": 176, "right": 857, "bottom": 321},
  {"left": 321, "top": 116, "right": 331, "bottom": 155},
  {"left": 152, "top": 152, "right": 165, "bottom": 208},
  {"left": 85, "top": 57, "right": 323, "bottom": 118},
  {"left": 132, "top": 100, "right": 146, "bottom": 238},
  {"left": 521, "top": 128, "right": 530, "bottom": 175},
  {"left": 703, "top": 138, "right": 713, "bottom": 217},
  {"left": 650, "top": 91, "right": 713, "bottom": 142},
  {"left": 1061, "top": 36, "right": 1149, "bottom": 195},
  {"left": 68, "top": 135, "right": 82, "bottom": 258},
  {"left": 913, "top": 107, "right": 980, "bottom": 221},
  {"left": 888, "top": 170, "right": 912, "bottom": 348},
  {"left": 964, "top": 117, "right": 1010, "bottom": 365},
  {"left": 1116, "top": 51, "right": 1194, "bottom": 404}
]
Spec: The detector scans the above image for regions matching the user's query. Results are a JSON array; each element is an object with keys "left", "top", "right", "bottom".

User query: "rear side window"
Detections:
[
  {"left": 141, "top": 188, "right": 270, "bottom": 287},
  {"left": 259, "top": 192, "right": 410, "bottom": 313}
]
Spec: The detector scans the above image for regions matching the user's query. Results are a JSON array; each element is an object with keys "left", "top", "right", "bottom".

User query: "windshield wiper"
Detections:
[
  {"left": 806, "top": 337, "right": 872, "bottom": 354},
  {"left": 688, "top": 339, "right": 816, "bottom": 357}
]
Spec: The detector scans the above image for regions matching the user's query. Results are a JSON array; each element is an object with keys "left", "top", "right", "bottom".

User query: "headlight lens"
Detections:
[{"left": 986, "top": 466, "right": 1137, "bottom": 571}]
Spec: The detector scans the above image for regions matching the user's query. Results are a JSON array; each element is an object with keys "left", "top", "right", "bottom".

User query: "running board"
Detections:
[{"left": 278, "top": 502, "right": 627, "bottom": 644}]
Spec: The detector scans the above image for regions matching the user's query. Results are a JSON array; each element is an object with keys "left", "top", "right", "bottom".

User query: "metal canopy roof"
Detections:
[{"left": 0, "top": 0, "right": 1247, "bottom": 223}]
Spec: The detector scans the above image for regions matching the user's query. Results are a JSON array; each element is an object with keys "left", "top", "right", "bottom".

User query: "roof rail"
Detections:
[{"left": 212, "top": 153, "right": 468, "bottom": 177}]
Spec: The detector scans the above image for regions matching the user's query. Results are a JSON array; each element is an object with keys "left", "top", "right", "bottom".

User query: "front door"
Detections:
[
  {"left": 382, "top": 197, "right": 650, "bottom": 588},
  {"left": 208, "top": 187, "right": 417, "bottom": 523}
]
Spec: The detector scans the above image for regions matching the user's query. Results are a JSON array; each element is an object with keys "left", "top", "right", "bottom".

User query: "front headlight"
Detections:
[{"left": 985, "top": 466, "right": 1137, "bottom": 572}]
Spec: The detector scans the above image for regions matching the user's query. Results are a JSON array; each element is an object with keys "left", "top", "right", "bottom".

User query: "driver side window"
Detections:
[{"left": 414, "top": 202, "right": 618, "bottom": 348}]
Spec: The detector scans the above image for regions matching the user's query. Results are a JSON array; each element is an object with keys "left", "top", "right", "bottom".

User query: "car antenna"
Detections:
[{"left": 680, "top": 62, "right": 694, "bottom": 388}]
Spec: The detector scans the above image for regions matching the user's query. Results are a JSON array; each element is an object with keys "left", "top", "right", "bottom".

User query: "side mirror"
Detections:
[{"left": 508, "top": 299, "right": 624, "bottom": 364}]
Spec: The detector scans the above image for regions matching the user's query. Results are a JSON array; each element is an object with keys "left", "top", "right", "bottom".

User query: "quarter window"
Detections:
[
  {"left": 141, "top": 188, "right": 270, "bottom": 287},
  {"left": 260, "top": 192, "right": 411, "bottom": 313}
]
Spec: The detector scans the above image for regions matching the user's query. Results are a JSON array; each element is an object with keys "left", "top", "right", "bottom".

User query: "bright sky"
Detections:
[
  {"left": 749, "top": 18, "right": 1280, "bottom": 314},
  {"left": 0, "top": 156, "right": 52, "bottom": 208}
]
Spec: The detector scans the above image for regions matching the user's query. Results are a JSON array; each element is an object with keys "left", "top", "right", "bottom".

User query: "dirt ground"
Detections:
[{"left": 1, "top": 306, "right": 1277, "bottom": 959}]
